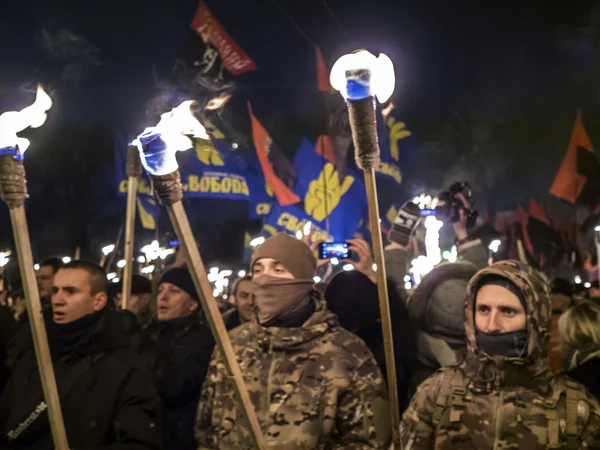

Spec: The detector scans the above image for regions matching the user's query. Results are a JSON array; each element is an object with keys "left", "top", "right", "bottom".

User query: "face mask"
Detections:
[
  {"left": 252, "top": 275, "right": 314, "bottom": 324},
  {"left": 476, "top": 327, "right": 528, "bottom": 358}
]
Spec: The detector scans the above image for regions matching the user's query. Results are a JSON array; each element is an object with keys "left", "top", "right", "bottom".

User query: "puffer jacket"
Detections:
[
  {"left": 195, "top": 295, "right": 391, "bottom": 449},
  {"left": 401, "top": 260, "right": 600, "bottom": 449}
]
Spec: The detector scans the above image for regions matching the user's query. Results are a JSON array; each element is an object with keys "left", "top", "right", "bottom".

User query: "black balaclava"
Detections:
[{"left": 475, "top": 275, "right": 528, "bottom": 358}]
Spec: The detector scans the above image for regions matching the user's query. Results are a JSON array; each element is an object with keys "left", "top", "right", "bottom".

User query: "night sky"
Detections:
[{"left": 1, "top": 0, "right": 600, "bottom": 263}]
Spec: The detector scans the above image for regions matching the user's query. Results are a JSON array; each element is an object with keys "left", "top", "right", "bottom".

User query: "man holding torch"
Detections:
[
  {"left": 196, "top": 233, "right": 391, "bottom": 449},
  {"left": 0, "top": 261, "right": 162, "bottom": 450}
]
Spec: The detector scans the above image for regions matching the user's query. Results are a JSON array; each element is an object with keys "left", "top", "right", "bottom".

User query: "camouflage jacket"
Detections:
[
  {"left": 196, "top": 296, "right": 391, "bottom": 449},
  {"left": 401, "top": 260, "right": 600, "bottom": 449}
]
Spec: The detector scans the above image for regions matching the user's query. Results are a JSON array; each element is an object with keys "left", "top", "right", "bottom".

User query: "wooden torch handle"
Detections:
[
  {"left": 10, "top": 207, "right": 70, "bottom": 450},
  {"left": 166, "top": 201, "right": 267, "bottom": 450}
]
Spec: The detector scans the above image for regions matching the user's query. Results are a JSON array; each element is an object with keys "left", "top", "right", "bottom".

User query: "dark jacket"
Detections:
[
  {"left": 567, "top": 352, "right": 600, "bottom": 401},
  {"left": 221, "top": 308, "right": 245, "bottom": 331},
  {"left": 0, "top": 305, "right": 17, "bottom": 394},
  {"left": 325, "top": 272, "right": 417, "bottom": 414},
  {"left": 0, "top": 307, "right": 162, "bottom": 450},
  {"left": 139, "top": 312, "right": 215, "bottom": 450}
]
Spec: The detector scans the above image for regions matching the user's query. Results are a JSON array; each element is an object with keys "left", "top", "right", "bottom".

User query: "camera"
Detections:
[{"left": 421, "top": 182, "right": 478, "bottom": 229}]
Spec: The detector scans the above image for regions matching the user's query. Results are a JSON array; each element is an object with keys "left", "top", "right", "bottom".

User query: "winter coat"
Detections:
[
  {"left": 0, "top": 307, "right": 162, "bottom": 450},
  {"left": 0, "top": 305, "right": 17, "bottom": 394},
  {"left": 139, "top": 312, "right": 215, "bottom": 450},
  {"left": 401, "top": 260, "right": 600, "bottom": 450},
  {"left": 196, "top": 295, "right": 391, "bottom": 449},
  {"left": 407, "top": 260, "right": 478, "bottom": 391},
  {"left": 567, "top": 350, "right": 600, "bottom": 401},
  {"left": 324, "top": 271, "right": 417, "bottom": 415}
]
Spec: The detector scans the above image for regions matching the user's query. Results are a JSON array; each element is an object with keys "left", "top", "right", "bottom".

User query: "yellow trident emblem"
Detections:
[
  {"left": 305, "top": 163, "right": 354, "bottom": 221},
  {"left": 195, "top": 140, "right": 224, "bottom": 166},
  {"left": 387, "top": 117, "right": 412, "bottom": 161}
]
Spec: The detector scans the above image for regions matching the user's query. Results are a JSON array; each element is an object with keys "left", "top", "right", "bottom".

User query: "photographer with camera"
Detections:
[{"left": 386, "top": 182, "right": 489, "bottom": 392}]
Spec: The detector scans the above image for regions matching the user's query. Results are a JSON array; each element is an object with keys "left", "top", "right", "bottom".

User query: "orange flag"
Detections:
[
  {"left": 316, "top": 47, "right": 333, "bottom": 92},
  {"left": 248, "top": 103, "right": 300, "bottom": 206},
  {"left": 549, "top": 110, "right": 594, "bottom": 203},
  {"left": 316, "top": 135, "right": 335, "bottom": 163},
  {"left": 516, "top": 205, "right": 534, "bottom": 256},
  {"left": 528, "top": 200, "right": 550, "bottom": 225}
]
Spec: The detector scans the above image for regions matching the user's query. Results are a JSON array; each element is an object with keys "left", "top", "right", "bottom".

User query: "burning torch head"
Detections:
[
  {"left": 329, "top": 50, "right": 395, "bottom": 170},
  {"left": 329, "top": 50, "right": 395, "bottom": 102},
  {"left": 133, "top": 100, "right": 209, "bottom": 176},
  {"left": 0, "top": 85, "right": 52, "bottom": 158}
]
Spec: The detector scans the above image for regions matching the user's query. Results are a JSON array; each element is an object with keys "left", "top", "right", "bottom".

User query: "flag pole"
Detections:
[
  {"left": 122, "top": 145, "right": 141, "bottom": 310},
  {"left": 0, "top": 153, "right": 69, "bottom": 450},
  {"left": 148, "top": 170, "right": 267, "bottom": 450}
]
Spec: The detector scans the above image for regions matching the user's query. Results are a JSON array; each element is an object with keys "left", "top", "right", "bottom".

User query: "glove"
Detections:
[{"left": 388, "top": 201, "right": 421, "bottom": 247}]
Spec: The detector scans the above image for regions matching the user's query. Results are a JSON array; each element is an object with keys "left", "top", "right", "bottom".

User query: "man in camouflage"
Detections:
[
  {"left": 400, "top": 260, "right": 600, "bottom": 449},
  {"left": 196, "top": 233, "right": 391, "bottom": 449}
]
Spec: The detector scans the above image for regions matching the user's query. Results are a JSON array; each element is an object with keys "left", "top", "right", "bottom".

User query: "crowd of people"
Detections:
[{"left": 1, "top": 201, "right": 600, "bottom": 449}]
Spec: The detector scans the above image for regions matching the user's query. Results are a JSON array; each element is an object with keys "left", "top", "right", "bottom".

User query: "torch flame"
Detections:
[
  {"left": 205, "top": 93, "right": 232, "bottom": 111},
  {"left": 133, "top": 100, "right": 210, "bottom": 176},
  {"left": 329, "top": 50, "right": 395, "bottom": 103},
  {"left": 0, "top": 85, "right": 52, "bottom": 154}
]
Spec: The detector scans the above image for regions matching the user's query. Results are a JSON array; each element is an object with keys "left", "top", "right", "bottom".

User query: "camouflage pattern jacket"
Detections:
[
  {"left": 401, "top": 261, "right": 600, "bottom": 449},
  {"left": 196, "top": 296, "right": 391, "bottom": 449}
]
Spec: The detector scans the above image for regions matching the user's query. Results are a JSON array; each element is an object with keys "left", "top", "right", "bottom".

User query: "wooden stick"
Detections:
[
  {"left": 10, "top": 216, "right": 69, "bottom": 448},
  {"left": 0, "top": 154, "right": 69, "bottom": 449},
  {"left": 364, "top": 168, "right": 401, "bottom": 445},
  {"left": 122, "top": 146, "right": 142, "bottom": 310},
  {"left": 122, "top": 177, "right": 137, "bottom": 310},
  {"left": 166, "top": 200, "right": 267, "bottom": 449}
]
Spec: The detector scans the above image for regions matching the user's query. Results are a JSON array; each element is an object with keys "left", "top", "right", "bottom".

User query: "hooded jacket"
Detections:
[
  {"left": 0, "top": 307, "right": 162, "bottom": 450},
  {"left": 400, "top": 260, "right": 600, "bottom": 449},
  {"left": 195, "top": 294, "right": 391, "bottom": 449}
]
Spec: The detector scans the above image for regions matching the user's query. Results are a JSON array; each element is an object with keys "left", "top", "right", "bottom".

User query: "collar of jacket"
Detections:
[
  {"left": 462, "top": 262, "right": 553, "bottom": 388},
  {"left": 253, "top": 295, "right": 339, "bottom": 351},
  {"left": 157, "top": 311, "right": 200, "bottom": 338}
]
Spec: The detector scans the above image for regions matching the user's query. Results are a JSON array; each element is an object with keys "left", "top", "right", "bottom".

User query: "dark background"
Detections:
[{"left": 1, "top": 0, "right": 600, "bottom": 266}]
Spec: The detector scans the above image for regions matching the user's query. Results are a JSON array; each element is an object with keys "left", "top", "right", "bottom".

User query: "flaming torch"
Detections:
[
  {"left": 0, "top": 86, "right": 69, "bottom": 449},
  {"left": 330, "top": 50, "right": 400, "bottom": 444},
  {"left": 133, "top": 101, "right": 266, "bottom": 449},
  {"left": 121, "top": 145, "right": 142, "bottom": 310}
]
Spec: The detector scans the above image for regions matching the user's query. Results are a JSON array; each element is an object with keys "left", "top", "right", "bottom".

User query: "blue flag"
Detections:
[
  {"left": 375, "top": 106, "right": 413, "bottom": 185},
  {"left": 292, "top": 138, "right": 367, "bottom": 242}
]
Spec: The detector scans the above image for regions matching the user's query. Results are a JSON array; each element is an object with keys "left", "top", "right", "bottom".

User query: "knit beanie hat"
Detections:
[
  {"left": 251, "top": 233, "right": 316, "bottom": 280},
  {"left": 113, "top": 275, "right": 152, "bottom": 296},
  {"left": 159, "top": 267, "right": 199, "bottom": 303}
]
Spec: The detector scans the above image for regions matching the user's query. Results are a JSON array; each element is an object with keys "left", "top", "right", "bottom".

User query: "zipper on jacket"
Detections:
[
  {"left": 265, "top": 339, "right": 277, "bottom": 426},
  {"left": 492, "top": 384, "right": 505, "bottom": 450}
]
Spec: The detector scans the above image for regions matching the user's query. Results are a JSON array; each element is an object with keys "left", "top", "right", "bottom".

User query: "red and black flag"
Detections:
[
  {"left": 248, "top": 103, "right": 300, "bottom": 207},
  {"left": 550, "top": 111, "right": 600, "bottom": 206},
  {"left": 176, "top": 1, "right": 257, "bottom": 93},
  {"left": 316, "top": 47, "right": 333, "bottom": 93}
]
